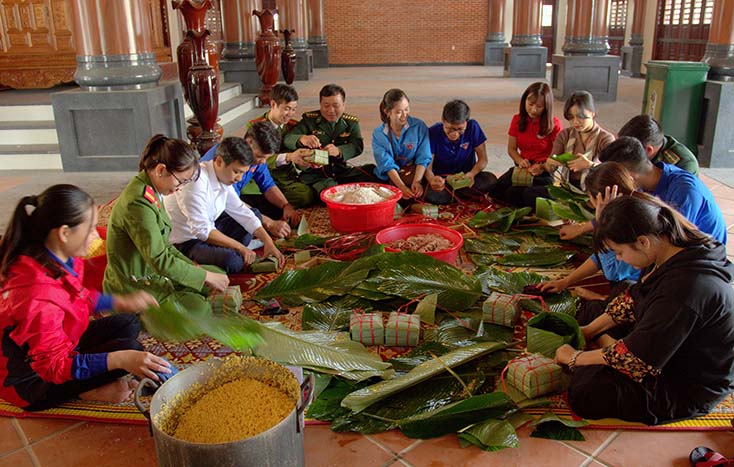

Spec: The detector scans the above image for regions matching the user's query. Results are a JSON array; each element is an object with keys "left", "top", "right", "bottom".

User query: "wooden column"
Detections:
[
  {"left": 628, "top": 0, "right": 645, "bottom": 47},
  {"left": 69, "top": 0, "right": 161, "bottom": 89},
  {"left": 511, "top": 0, "right": 543, "bottom": 46},
  {"left": 487, "top": 0, "right": 506, "bottom": 42},
  {"left": 221, "top": 0, "right": 257, "bottom": 59},
  {"left": 703, "top": 0, "right": 734, "bottom": 81},
  {"left": 307, "top": 0, "right": 326, "bottom": 48},
  {"left": 280, "top": 0, "right": 308, "bottom": 50},
  {"left": 563, "top": 0, "right": 610, "bottom": 55}
]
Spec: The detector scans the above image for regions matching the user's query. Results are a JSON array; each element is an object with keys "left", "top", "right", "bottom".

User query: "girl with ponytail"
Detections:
[
  {"left": 0, "top": 185, "right": 172, "bottom": 409},
  {"left": 104, "top": 135, "right": 229, "bottom": 313},
  {"left": 554, "top": 195, "right": 734, "bottom": 425}
]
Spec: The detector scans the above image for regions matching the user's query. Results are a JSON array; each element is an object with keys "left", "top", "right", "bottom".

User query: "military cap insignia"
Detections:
[
  {"left": 342, "top": 114, "right": 359, "bottom": 122},
  {"left": 143, "top": 185, "right": 160, "bottom": 208}
]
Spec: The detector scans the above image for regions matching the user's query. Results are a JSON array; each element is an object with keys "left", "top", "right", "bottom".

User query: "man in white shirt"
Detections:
[{"left": 166, "top": 137, "right": 286, "bottom": 274}]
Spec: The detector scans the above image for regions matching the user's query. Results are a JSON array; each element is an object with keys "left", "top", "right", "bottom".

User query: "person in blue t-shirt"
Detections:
[
  {"left": 599, "top": 137, "right": 726, "bottom": 244},
  {"left": 200, "top": 121, "right": 302, "bottom": 228},
  {"left": 372, "top": 89, "right": 432, "bottom": 200},
  {"left": 425, "top": 100, "right": 497, "bottom": 204}
]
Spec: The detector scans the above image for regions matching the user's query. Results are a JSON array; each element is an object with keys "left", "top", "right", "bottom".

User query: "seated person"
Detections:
[
  {"left": 489, "top": 82, "right": 562, "bottom": 208},
  {"left": 555, "top": 196, "right": 734, "bottom": 425},
  {"left": 425, "top": 100, "right": 497, "bottom": 204},
  {"left": 244, "top": 84, "right": 316, "bottom": 210},
  {"left": 544, "top": 91, "right": 615, "bottom": 190},
  {"left": 0, "top": 184, "right": 170, "bottom": 410},
  {"left": 617, "top": 114, "right": 699, "bottom": 176},
  {"left": 372, "top": 88, "right": 431, "bottom": 200},
  {"left": 105, "top": 136, "right": 229, "bottom": 314},
  {"left": 201, "top": 121, "right": 302, "bottom": 227},
  {"left": 283, "top": 83, "right": 375, "bottom": 198},
  {"left": 165, "top": 137, "right": 285, "bottom": 274},
  {"left": 600, "top": 137, "right": 726, "bottom": 244}
]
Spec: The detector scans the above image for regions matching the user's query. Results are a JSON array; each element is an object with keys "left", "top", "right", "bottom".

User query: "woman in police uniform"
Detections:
[{"left": 103, "top": 136, "right": 229, "bottom": 314}]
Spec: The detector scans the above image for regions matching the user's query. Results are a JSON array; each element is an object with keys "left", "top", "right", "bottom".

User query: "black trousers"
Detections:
[
  {"left": 488, "top": 167, "right": 552, "bottom": 209},
  {"left": 22, "top": 314, "right": 143, "bottom": 411}
]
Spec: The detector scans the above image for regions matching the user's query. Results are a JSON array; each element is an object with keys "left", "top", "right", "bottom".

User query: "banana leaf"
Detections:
[
  {"left": 529, "top": 411, "right": 588, "bottom": 441},
  {"left": 457, "top": 418, "right": 518, "bottom": 451},
  {"left": 547, "top": 185, "right": 589, "bottom": 203},
  {"left": 415, "top": 293, "right": 437, "bottom": 324},
  {"left": 468, "top": 207, "right": 531, "bottom": 232},
  {"left": 387, "top": 341, "right": 454, "bottom": 373},
  {"left": 549, "top": 199, "right": 594, "bottom": 223},
  {"left": 526, "top": 312, "right": 585, "bottom": 357},
  {"left": 432, "top": 315, "right": 482, "bottom": 346},
  {"left": 341, "top": 341, "right": 507, "bottom": 412},
  {"left": 397, "top": 392, "right": 516, "bottom": 439},
  {"left": 252, "top": 321, "right": 392, "bottom": 381},
  {"left": 295, "top": 233, "right": 331, "bottom": 249},
  {"left": 297, "top": 215, "right": 309, "bottom": 236},
  {"left": 495, "top": 249, "right": 575, "bottom": 267},
  {"left": 255, "top": 260, "right": 369, "bottom": 305},
  {"left": 301, "top": 302, "right": 353, "bottom": 331},
  {"left": 464, "top": 235, "right": 522, "bottom": 255},
  {"left": 478, "top": 268, "right": 549, "bottom": 295}
]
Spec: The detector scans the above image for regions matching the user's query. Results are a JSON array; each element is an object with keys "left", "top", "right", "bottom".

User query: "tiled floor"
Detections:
[{"left": 1, "top": 66, "right": 734, "bottom": 466}]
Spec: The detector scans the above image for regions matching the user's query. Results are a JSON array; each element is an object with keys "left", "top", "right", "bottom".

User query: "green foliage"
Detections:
[
  {"left": 301, "top": 302, "right": 353, "bottom": 331},
  {"left": 529, "top": 411, "right": 588, "bottom": 441},
  {"left": 468, "top": 207, "right": 532, "bottom": 231}
]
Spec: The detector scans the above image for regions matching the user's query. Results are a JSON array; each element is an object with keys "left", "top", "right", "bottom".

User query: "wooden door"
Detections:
[
  {"left": 608, "top": 0, "right": 627, "bottom": 55},
  {"left": 653, "top": 0, "right": 714, "bottom": 61},
  {"left": 541, "top": 0, "right": 556, "bottom": 62}
]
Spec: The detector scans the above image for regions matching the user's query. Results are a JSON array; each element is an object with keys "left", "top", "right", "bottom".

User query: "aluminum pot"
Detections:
[{"left": 134, "top": 357, "right": 313, "bottom": 467}]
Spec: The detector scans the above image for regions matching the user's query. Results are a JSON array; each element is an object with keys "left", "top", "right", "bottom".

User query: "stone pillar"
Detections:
[
  {"left": 484, "top": 0, "right": 508, "bottom": 66},
  {"left": 51, "top": 0, "right": 186, "bottom": 171},
  {"left": 503, "top": 0, "right": 547, "bottom": 77},
  {"left": 699, "top": 0, "right": 734, "bottom": 167},
  {"left": 307, "top": 0, "right": 329, "bottom": 68},
  {"left": 280, "top": 0, "right": 313, "bottom": 80},
  {"left": 621, "top": 0, "right": 645, "bottom": 77},
  {"left": 702, "top": 0, "right": 734, "bottom": 82},
  {"left": 220, "top": 0, "right": 261, "bottom": 93},
  {"left": 551, "top": 0, "right": 620, "bottom": 102}
]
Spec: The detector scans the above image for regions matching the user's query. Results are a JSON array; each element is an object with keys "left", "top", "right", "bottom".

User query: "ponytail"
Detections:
[{"left": 0, "top": 185, "right": 94, "bottom": 280}]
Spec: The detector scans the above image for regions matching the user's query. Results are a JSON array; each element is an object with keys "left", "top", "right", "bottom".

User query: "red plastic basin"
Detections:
[
  {"left": 320, "top": 183, "right": 402, "bottom": 233},
  {"left": 375, "top": 223, "right": 464, "bottom": 264}
]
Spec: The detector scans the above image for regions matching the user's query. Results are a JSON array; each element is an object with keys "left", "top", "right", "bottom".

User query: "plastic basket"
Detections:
[
  {"left": 320, "top": 183, "right": 402, "bottom": 233},
  {"left": 374, "top": 223, "right": 464, "bottom": 264}
]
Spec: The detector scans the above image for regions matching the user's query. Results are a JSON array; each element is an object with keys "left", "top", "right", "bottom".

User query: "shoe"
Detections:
[{"left": 690, "top": 446, "right": 733, "bottom": 467}]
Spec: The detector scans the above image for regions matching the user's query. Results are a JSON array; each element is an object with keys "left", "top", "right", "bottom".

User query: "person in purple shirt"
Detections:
[
  {"left": 599, "top": 137, "right": 726, "bottom": 244},
  {"left": 200, "top": 121, "right": 302, "bottom": 227},
  {"left": 372, "top": 89, "right": 432, "bottom": 200},
  {"left": 425, "top": 100, "right": 497, "bottom": 204}
]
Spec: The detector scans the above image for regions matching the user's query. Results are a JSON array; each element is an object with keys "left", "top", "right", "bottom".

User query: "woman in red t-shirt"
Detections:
[{"left": 489, "top": 82, "right": 562, "bottom": 208}]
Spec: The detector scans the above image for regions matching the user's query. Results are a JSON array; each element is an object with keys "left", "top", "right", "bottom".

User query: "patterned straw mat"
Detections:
[{"left": 1, "top": 197, "right": 732, "bottom": 430}]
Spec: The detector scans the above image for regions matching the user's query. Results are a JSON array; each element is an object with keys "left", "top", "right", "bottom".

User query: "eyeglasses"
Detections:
[
  {"left": 170, "top": 170, "right": 194, "bottom": 187},
  {"left": 444, "top": 124, "right": 467, "bottom": 135}
]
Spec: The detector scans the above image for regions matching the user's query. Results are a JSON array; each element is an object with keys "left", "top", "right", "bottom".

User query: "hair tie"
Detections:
[{"left": 24, "top": 195, "right": 38, "bottom": 216}]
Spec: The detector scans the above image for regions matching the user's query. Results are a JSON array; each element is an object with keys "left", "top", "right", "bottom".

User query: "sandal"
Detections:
[{"left": 690, "top": 446, "right": 734, "bottom": 467}]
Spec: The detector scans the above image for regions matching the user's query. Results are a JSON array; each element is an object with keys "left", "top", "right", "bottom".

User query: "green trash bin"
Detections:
[{"left": 642, "top": 61, "right": 709, "bottom": 155}]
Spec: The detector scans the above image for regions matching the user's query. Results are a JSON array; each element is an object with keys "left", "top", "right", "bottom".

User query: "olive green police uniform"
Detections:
[
  {"left": 282, "top": 110, "right": 375, "bottom": 199},
  {"left": 652, "top": 134, "right": 699, "bottom": 176},
  {"left": 242, "top": 112, "right": 314, "bottom": 209},
  {"left": 103, "top": 171, "right": 211, "bottom": 314}
]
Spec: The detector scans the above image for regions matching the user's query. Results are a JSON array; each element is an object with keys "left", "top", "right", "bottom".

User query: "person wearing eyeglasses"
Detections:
[
  {"left": 424, "top": 100, "right": 497, "bottom": 204},
  {"left": 104, "top": 135, "right": 230, "bottom": 315},
  {"left": 165, "top": 137, "right": 285, "bottom": 274}
]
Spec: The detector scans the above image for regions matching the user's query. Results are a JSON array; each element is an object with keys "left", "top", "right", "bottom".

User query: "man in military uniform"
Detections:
[
  {"left": 243, "top": 84, "right": 315, "bottom": 210},
  {"left": 618, "top": 114, "right": 699, "bottom": 176},
  {"left": 282, "top": 83, "right": 376, "bottom": 202}
]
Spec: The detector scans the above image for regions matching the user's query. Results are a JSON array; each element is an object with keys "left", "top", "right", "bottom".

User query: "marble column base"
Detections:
[
  {"left": 294, "top": 49, "right": 314, "bottom": 81},
  {"left": 551, "top": 54, "right": 620, "bottom": 102},
  {"left": 51, "top": 81, "right": 185, "bottom": 171},
  {"left": 503, "top": 46, "right": 547, "bottom": 78},
  {"left": 621, "top": 45, "right": 644, "bottom": 78},
  {"left": 310, "top": 44, "right": 329, "bottom": 68},
  {"left": 698, "top": 80, "right": 734, "bottom": 168},
  {"left": 219, "top": 58, "right": 262, "bottom": 94},
  {"left": 484, "top": 42, "right": 508, "bottom": 66}
]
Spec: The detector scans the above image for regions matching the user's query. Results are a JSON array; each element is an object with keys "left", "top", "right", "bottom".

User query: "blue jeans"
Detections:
[{"left": 176, "top": 209, "right": 262, "bottom": 274}]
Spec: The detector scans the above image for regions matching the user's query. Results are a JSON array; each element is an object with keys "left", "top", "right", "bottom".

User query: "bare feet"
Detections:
[{"left": 79, "top": 378, "right": 137, "bottom": 404}]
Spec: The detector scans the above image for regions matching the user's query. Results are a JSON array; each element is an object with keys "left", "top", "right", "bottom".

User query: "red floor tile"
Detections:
[
  {"left": 0, "top": 418, "right": 22, "bottom": 456},
  {"left": 365, "top": 429, "right": 420, "bottom": 456},
  {"left": 559, "top": 428, "right": 619, "bottom": 457},
  {"left": 400, "top": 427, "right": 589, "bottom": 467},
  {"left": 17, "top": 418, "right": 83, "bottom": 444},
  {"left": 0, "top": 448, "right": 34, "bottom": 467},
  {"left": 304, "top": 425, "right": 395, "bottom": 467},
  {"left": 595, "top": 430, "right": 734, "bottom": 467},
  {"left": 31, "top": 422, "right": 157, "bottom": 467}
]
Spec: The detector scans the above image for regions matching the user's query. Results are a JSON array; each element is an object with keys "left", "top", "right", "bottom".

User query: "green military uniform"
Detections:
[
  {"left": 282, "top": 110, "right": 374, "bottom": 197},
  {"left": 652, "top": 134, "right": 699, "bottom": 176},
  {"left": 241, "top": 112, "right": 314, "bottom": 209},
  {"left": 103, "top": 171, "right": 211, "bottom": 314}
]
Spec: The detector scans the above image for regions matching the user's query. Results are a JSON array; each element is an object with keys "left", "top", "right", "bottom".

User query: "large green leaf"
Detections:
[
  {"left": 341, "top": 341, "right": 507, "bottom": 412},
  {"left": 529, "top": 411, "right": 588, "bottom": 441},
  {"left": 255, "top": 260, "right": 369, "bottom": 305},
  {"left": 458, "top": 418, "right": 518, "bottom": 451},
  {"left": 478, "top": 268, "right": 550, "bottom": 295},
  {"left": 547, "top": 185, "right": 589, "bottom": 203},
  {"left": 252, "top": 321, "right": 392, "bottom": 381},
  {"left": 496, "top": 249, "right": 575, "bottom": 267},
  {"left": 468, "top": 207, "right": 531, "bottom": 231},
  {"left": 549, "top": 199, "right": 594, "bottom": 223},
  {"left": 526, "top": 312, "right": 585, "bottom": 357},
  {"left": 397, "top": 392, "right": 516, "bottom": 439},
  {"left": 301, "top": 302, "right": 353, "bottom": 331},
  {"left": 463, "top": 235, "right": 521, "bottom": 255}
]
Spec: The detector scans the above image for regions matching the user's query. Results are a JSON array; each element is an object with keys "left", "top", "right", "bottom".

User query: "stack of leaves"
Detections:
[
  {"left": 468, "top": 207, "right": 532, "bottom": 232},
  {"left": 505, "top": 353, "right": 569, "bottom": 399},
  {"left": 526, "top": 312, "right": 585, "bottom": 358},
  {"left": 384, "top": 312, "right": 421, "bottom": 346},
  {"left": 545, "top": 185, "right": 594, "bottom": 223},
  {"left": 349, "top": 312, "right": 384, "bottom": 345}
]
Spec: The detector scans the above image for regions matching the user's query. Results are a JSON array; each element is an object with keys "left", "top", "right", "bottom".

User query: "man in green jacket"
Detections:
[{"left": 282, "top": 83, "right": 375, "bottom": 202}]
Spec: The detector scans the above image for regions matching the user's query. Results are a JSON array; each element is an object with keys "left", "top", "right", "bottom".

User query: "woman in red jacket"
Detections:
[{"left": 0, "top": 184, "right": 171, "bottom": 410}]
